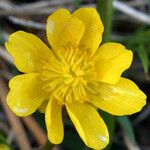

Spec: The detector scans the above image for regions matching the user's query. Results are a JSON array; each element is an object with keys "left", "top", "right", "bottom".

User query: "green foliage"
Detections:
[
  {"left": 97, "top": 1, "right": 115, "bottom": 150},
  {"left": 75, "top": 0, "right": 81, "bottom": 8},
  {"left": 127, "top": 29, "right": 150, "bottom": 45},
  {"left": 118, "top": 27, "right": 150, "bottom": 74},
  {"left": 0, "top": 0, "right": 149, "bottom": 150},
  {"left": 0, "top": 134, "right": 10, "bottom": 150},
  {"left": 99, "top": 111, "right": 115, "bottom": 150},
  {"left": 97, "top": 0, "right": 113, "bottom": 42},
  {"left": 61, "top": 126, "right": 85, "bottom": 150},
  {"left": 117, "top": 116, "right": 137, "bottom": 145},
  {"left": 137, "top": 44, "right": 149, "bottom": 73}
]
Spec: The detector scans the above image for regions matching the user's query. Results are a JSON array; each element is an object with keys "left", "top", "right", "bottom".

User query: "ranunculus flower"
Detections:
[{"left": 6, "top": 8, "right": 146, "bottom": 150}]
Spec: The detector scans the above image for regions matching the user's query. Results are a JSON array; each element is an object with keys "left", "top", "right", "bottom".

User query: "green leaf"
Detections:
[
  {"left": 61, "top": 126, "right": 85, "bottom": 150},
  {"left": 128, "top": 30, "right": 150, "bottom": 45},
  {"left": 137, "top": 44, "right": 149, "bottom": 73},
  {"left": 99, "top": 110, "right": 115, "bottom": 150},
  {"left": 117, "top": 116, "right": 136, "bottom": 145},
  {"left": 0, "top": 134, "right": 10, "bottom": 150},
  {"left": 97, "top": 0, "right": 113, "bottom": 42},
  {"left": 74, "top": 0, "right": 81, "bottom": 8}
]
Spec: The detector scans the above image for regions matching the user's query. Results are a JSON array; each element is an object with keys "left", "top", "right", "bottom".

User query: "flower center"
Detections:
[
  {"left": 63, "top": 73, "right": 74, "bottom": 85},
  {"left": 41, "top": 46, "right": 98, "bottom": 104}
]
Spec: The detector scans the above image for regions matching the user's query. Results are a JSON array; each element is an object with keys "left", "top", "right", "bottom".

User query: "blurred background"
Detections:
[{"left": 0, "top": 0, "right": 150, "bottom": 150}]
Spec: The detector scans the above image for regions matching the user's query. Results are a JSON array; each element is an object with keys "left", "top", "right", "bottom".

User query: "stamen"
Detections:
[
  {"left": 76, "top": 51, "right": 87, "bottom": 66},
  {"left": 41, "top": 44, "right": 99, "bottom": 105},
  {"left": 65, "top": 89, "right": 73, "bottom": 103},
  {"left": 41, "top": 71, "right": 61, "bottom": 81},
  {"left": 72, "top": 86, "right": 80, "bottom": 100},
  {"left": 66, "top": 45, "right": 74, "bottom": 63},
  {"left": 87, "top": 80, "right": 99, "bottom": 87},
  {"left": 55, "top": 86, "right": 68, "bottom": 102},
  {"left": 78, "top": 84, "right": 87, "bottom": 98},
  {"left": 83, "top": 62, "right": 94, "bottom": 70},
  {"left": 70, "top": 47, "right": 78, "bottom": 66},
  {"left": 85, "top": 84, "right": 99, "bottom": 95}
]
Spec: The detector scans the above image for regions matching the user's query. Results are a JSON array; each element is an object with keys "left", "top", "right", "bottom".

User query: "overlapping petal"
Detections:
[
  {"left": 89, "top": 77, "right": 146, "bottom": 115},
  {"left": 5, "top": 31, "right": 54, "bottom": 73},
  {"left": 46, "top": 9, "right": 71, "bottom": 48},
  {"left": 46, "top": 9, "right": 85, "bottom": 50},
  {"left": 66, "top": 101, "right": 109, "bottom": 150},
  {"left": 93, "top": 42, "right": 133, "bottom": 84},
  {"left": 5, "top": 7, "right": 147, "bottom": 150},
  {"left": 45, "top": 98, "right": 64, "bottom": 144},
  {"left": 58, "top": 17, "right": 85, "bottom": 48},
  {"left": 7, "top": 73, "right": 47, "bottom": 116},
  {"left": 73, "top": 8, "right": 104, "bottom": 54}
]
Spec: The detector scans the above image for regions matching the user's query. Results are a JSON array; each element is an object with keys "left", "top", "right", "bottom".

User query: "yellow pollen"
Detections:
[
  {"left": 63, "top": 73, "right": 74, "bottom": 85},
  {"left": 41, "top": 46, "right": 99, "bottom": 104}
]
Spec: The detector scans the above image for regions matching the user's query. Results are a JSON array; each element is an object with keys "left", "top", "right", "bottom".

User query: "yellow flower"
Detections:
[{"left": 5, "top": 8, "right": 146, "bottom": 149}]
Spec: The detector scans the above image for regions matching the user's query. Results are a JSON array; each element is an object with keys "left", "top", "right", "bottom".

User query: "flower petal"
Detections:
[
  {"left": 89, "top": 77, "right": 146, "bottom": 115},
  {"left": 45, "top": 98, "right": 64, "bottom": 144},
  {"left": 7, "top": 73, "right": 47, "bottom": 116},
  {"left": 93, "top": 42, "right": 133, "bottom": 84},
  {"left": 58, "top": 17, "right": 85, "bottom": 48},
  {"left": 66, "top": 101, "right": 109, "bottom": 150},
  {"left": 5, "top": 31, "right": 54, "bottom": 73},
  {"left": 46, "top": 9, "right": 85, "bottom": 50},
  {"left": 73, "top": 8, "right": 104, "bottom": 54},
  {"left": 46, "top": 9, "right": 71, "bottom": 48}
]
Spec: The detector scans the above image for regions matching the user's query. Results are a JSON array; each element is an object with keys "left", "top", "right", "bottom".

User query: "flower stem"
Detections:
[
  {"left": 75, "top": 0, "right": 81, "bottom": 9},
  {"left": 97, "top": 0, "right": 113, "bottom": 42}
]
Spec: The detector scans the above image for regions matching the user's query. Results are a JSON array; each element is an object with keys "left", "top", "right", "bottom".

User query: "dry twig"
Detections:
[
  {"left": 0, "top": 78, "right": 31, "bottom": 150},
  {"left": 8, "top": 16, "right": 45, "bottom": 30},
  {"left": 0, "top": 56, "right": 47, "bottom": 148},
  {"left": 23, "top": 116, "right": 47, "bottom": 146},
  {"left": 0, "top": 0, "right": 73, "bottom": 16},
  {"left": 0, "top": 47, "right": 14, "bottom": 65},
  {"left": 113, "top": 0, "right": 150, "bottom": 25}
]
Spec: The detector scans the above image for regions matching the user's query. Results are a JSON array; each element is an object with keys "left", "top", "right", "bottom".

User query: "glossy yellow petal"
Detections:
[
  {"left": 47, "top": 9, "right": 71, "bottom": 48},
  {"left": 5, "top": 31, "right": 54, "bottom": 73},
  {"left": 58, "top": 17, "right": 85, "bottom": 48},
  {"left": 38, "top": 100, "right": 48, "bottom": 113},
  {"left": 73, "top": 8, "right": 104, "bottom": 54},
  {"left": 46, "top": 9, "right": 85, "bottom": 50},
  {"left": 45, "top": 98, "right": 64, "bottom": 144},
  {"left": 66, "top": 101, "right": 109, "bottom": 150},
  {"left": 7, "top": 73, "right": 47, "bottom": 116},
  {"left": 93, "top": 42, "right": 133, "bottom": 84},
  {"left": 89, "top": 77, "right": 146, "bottom": 115}
]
